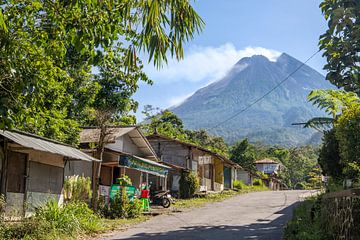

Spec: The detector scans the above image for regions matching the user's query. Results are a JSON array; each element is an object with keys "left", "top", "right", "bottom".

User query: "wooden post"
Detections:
[
  {"left": 23, "top": 154, "right": 30, "bottom": 217},
  {"left": 0, "top": 139, "right": 8, "bottom": 197}
]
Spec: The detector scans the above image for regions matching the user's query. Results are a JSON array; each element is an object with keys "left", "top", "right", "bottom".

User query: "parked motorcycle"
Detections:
[{"left": 150, "top": 190, "right": 175, "bottom": 208}]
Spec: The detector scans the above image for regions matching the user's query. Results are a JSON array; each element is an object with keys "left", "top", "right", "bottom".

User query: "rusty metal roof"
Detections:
[
  {"left": 255, "top": 159, "right": 278, "bottom": 164},
  {"left": 0, "top": 130, "right": 100, "bottom": 162},
  {"left": 81, "top": 126, "right": 158, "bottom": 161}
]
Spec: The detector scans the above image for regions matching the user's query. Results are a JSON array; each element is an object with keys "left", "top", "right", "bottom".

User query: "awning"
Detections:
[
  {"left": 112, "top": 152, "right": 171, "bottom": 177},
  {"left": 0, "top": 130, "right": 100, "bottom": 162}
]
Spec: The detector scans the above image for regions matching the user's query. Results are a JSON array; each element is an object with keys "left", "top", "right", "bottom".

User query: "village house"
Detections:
[
  {"left": 147, "top": 134, "right": 239, "bottom": 193},
  {"left": 255, "top": 158, "right": 283, "bottom": 190},
  {"left": 77, "top": 127, "right": 171, "bottom": 199},
  {"left": 235, "top": 168, "right": 254, "bottom": 185},
  {"left": 0, "top": 130, "right": 100, "bottom": 217}
]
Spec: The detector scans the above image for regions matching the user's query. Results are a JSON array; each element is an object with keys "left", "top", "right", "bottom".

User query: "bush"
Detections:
[
  {"left": 284, "top": 196, "right": 329, "bottom": 240},
  {"left": 100, "top": 192, "right": 142, "bottom": 219},
  {"left": 0, "top": 200, "right": 101, "bottom": 240},
  {"left": 35, "top": 200, "right": 101, "bottom": 234},
  {"left": 294, "top": 182, "right": 307, "bottom": 190},
  {"left": 64, "top": 175, "right": 92, "bottom": 203},
  {"left": 253, "top": 179, "right": 264, "bottom": 187},
  {"left": 233, "top": 180, "right": 247, "bottom": 190},
  {"left": 179, "top": 171, "right": 200, "bottom": 199},
  {"left": 125, "top": 199, "right": 143, "bottom": 218}
]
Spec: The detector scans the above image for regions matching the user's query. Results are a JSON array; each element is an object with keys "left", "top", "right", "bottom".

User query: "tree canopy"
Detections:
[
  {"left": 320, "top": 0, "right": 360, "bottom": 94},
  {"left": 0, "top": 0, "right": 204, "bottom": 144},
  {"left": 141, "top": 107, "right": 229, "bottom": 156}
]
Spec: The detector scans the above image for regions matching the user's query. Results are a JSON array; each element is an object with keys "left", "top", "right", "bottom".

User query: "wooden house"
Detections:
[
  {"left": 78, "top": 127, "right": 171, "bottom": 197},
  {"left": 147, "top": 134, "right": 239, "bottom": 192},
  {"left": 0, "top": 130, "right": 100, "bottom": 217}
]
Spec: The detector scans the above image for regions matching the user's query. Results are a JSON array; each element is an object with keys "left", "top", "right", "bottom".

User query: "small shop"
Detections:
[
  {"left": 99, "top": 150, "right": 170, "bottom": 201},
  {"left": 78, "top": 127, "right": 172, "bottom": 201}
]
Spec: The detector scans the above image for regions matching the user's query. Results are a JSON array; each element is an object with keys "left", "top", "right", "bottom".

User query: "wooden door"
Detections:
[{"left": 7, "top": 151, "right": 27, "bottom": 193}]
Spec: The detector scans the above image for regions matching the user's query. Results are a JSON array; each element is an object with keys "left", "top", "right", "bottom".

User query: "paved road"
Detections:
[{"left": 102, "top": 190, "right": 313, "bottom": 240}]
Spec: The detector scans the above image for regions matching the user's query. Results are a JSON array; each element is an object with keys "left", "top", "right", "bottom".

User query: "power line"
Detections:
[{"left": 208, "top": 50, "right": 321, "bottom": 131}]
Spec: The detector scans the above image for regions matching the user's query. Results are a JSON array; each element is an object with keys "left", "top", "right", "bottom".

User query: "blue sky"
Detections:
[{"left": 134, "top": 0, "right": 327, "bottom": 121}]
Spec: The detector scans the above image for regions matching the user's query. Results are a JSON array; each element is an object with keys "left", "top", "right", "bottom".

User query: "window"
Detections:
[{"left": 204, "top": 164, "right": 212, "bottom": 179}]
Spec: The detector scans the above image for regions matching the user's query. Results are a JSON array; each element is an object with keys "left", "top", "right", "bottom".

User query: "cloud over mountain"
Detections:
[{"left": 144, "top": 44, "right": 281, "bottom": 84}]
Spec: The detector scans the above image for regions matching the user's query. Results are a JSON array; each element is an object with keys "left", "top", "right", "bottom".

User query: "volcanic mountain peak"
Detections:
[{"left": 172, "top": 52, "right": 333, "bottom": 146}]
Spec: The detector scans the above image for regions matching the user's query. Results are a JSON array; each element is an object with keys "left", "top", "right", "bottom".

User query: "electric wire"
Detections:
[{"left": 208, "top": 50, "right": 321, "bottom": 131}]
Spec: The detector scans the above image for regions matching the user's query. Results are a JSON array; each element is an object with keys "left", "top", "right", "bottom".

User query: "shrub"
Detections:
[
  {"left": 180, "top": 171, "right": 200, "bottom": 199},
  {"left": 0, "top": 200, "right": 101, "bottom": 240},
  {"left": 64, "top": 175, "right": 92, "bottom": 203},
  {"left": 294, "top": 182, "right": 307, "bottom": 190},
  {"left": 125, "top": 199, "right": 142, "bottom": 218},
  {"left": 233, "top": 180, "right": 247, "bottom": 190},
  {"left": 253, "top": 179, "right": 264, "bottom": 187},
  {"left": 35, "top": 200, "right": 101, "bottom": 235}
]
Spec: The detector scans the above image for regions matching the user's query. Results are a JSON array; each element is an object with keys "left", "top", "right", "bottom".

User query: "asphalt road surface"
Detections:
[{"left": 102, "top": 190, "right": 313, "bottom": 240}]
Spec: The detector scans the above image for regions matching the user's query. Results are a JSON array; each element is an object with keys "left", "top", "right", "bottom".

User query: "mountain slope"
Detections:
[{"left": 172, "top": 53, "right": 333, "bottom": 146}]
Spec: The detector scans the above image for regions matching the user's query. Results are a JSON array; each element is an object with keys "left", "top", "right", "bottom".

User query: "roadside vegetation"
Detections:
[{"left": 285, "top": 0, "right": 360, "bottom": 239}]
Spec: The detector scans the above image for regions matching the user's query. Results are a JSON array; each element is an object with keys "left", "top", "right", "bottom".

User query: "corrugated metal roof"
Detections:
[
  {"left": 255, "top": 159, "right": 278, "bottom": 164},
  {"left": 0, "top": 130, "right": 100, "bottom": 162},
  {"left": 80, "top": 127, "right": 135, "bottom": 143},
  {"left": 81, "top": 126, "right": 158, "bottom": 161}
]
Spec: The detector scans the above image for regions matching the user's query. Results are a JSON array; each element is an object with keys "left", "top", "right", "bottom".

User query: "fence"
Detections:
[{"left": 322, "top": 189, "right": 360, "bottom": 240}]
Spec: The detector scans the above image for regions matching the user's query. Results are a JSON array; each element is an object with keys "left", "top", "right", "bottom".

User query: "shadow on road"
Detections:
[{"left": 111, "top": 202, "right": 299, "bottom": 240}]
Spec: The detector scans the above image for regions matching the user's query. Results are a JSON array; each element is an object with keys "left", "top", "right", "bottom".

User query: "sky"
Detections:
[{"left": 133, "top": 0, "right": 327, "bottom": 121}]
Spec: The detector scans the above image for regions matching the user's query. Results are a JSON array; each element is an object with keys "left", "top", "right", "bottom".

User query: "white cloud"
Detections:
[
  {"left": 168, "top": 92, "right": 194, "bottom": 107},
  {"left": 144, "top": 43, "right": 281, "bottom": 84}
]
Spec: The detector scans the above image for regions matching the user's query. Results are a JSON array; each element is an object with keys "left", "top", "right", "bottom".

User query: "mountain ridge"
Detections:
[{"left": 172, "top": 52, "right": 333, "bottom": 146}]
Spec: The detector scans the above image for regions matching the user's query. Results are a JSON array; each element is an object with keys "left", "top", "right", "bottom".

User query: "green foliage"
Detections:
[
  {"left": 335, "top": 106, "right": 360, "bottom": 179},
  {"left": 0, "top": 200, "right": 102, "bottom": 239},
  {"left": 179, "top": 171, "right": 200, "bottom": 199},
  {"left": 294, "top": 182, "right": 307, "bottom": 190},
  {"left": 319, "top": 0, "right": 360, "bottom": 94},
  {"left": 117, "top": 176, "right": 132, "bottom": 187},
  {"left": 142, "top": 107, "right": 229, "bottom": 156},
  {"left": 0, "top": 0, "right": 203, "bottom": 143},
  {"left": 233, "top": 180, "right": 247, "bottom": 190},
  {"left": 284, "top": 196, "right": 328, "bottom": 240},
  {"left": 318, "top": 129, "right": 343, "bottom": 180},
  {"left": 252, "top": 179, "right": 265, "bottom": 187},
  {"left": 101, "top": 192, "right": 142, "bottom": 219},
  {"left": 63, "top": 176, "right": 92, "bottom": 203},
  {"left": 125, "top": 199, "right": 143, "bottom": 219},
  {"left": 229, "top": 139, "right": 257, "bottom": 171},
  {"left": 35, "top": 200, "right": 101, "bottom": 234}
]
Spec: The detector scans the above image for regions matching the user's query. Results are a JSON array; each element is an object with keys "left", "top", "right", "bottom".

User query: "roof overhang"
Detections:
[{"left": 0, "top": 130, "right": 100, "bottom": 162}]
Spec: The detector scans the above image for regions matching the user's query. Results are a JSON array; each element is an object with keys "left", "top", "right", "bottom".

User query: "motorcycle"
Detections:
[{"left": 150, "top": 190, "right": 175, "bottom": 208}]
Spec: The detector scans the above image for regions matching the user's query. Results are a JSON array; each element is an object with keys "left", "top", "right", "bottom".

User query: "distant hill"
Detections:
[{"left": 172, "top": 53, "right": 333, "bottom": 146}]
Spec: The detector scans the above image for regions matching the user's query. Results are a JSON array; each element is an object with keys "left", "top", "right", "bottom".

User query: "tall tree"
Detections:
[
  {"left": 229, "top": 139, "right": 257, "bottom": 171},
  {"left": 320, "top": 0, "right": 360, "bottom": 94},
  {"left": 0, "top": 0, "right": 204, "bottom": 144}
]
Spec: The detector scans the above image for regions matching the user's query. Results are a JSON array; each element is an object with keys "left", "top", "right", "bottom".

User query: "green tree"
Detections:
[
  {"left": 320, "top": 0, "right": 360, "bottom": 94},
  {"left": 229, "top": 139, "right": 256, "bottom": 171},
  {"left": 335, "top": 106, "right": 360, "bottom": 179},
  {"left": 318, "top": 129, "right": 343, "bottom": 180},
  {"left": 0, "top": 0, "right": 204, "bottom": 143}
]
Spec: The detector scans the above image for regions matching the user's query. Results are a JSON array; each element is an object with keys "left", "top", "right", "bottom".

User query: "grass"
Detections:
[
  {"left": 0, "top": 186, "right": 267, "bottom": 240},
  {"left": 175, "top": 186, "right": 268, "bottom": 209},
  {"left": 284, "top": 195, "right": 329, "bottom": 240}
]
